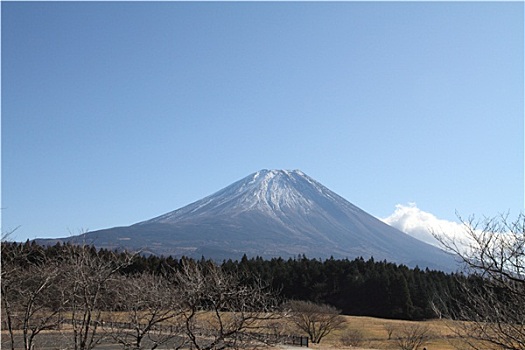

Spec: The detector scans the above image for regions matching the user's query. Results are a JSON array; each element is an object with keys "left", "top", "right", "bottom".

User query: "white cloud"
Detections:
[{"left": 380, "top": 203, "right": 467, "bottom": 249}]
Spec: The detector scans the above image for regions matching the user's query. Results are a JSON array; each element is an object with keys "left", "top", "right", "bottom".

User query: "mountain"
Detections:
[{"left": 37, "top": 169, "right": 457, "bottom": 271}]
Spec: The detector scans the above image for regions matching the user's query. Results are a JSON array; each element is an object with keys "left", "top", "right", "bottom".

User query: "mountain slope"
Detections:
[{"left": 37, "top": 169, "right": 457, "bottom": 271}]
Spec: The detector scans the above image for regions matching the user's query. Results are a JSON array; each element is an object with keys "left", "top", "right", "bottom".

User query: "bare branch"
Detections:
[
  {"left": 433, "top": 213, "right": 525, "bottom": 350},
  {"left": 172, "top": 260, "right": 282, "bottom": 350},
  {"left": 286, "top": 300, "right": 345, "bottom": 344}
]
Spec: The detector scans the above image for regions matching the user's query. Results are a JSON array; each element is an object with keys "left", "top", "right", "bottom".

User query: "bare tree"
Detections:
[
  {"left": 1, "top": 229, "right": 22, "bottom": 350},
  {"left": 2, "top": 242, "right": 25, "bottom": 350},
  {"left": 172, "top": 260, "right": 281, "bottom": 350},
  {"left": 384, "top": 323, "right": 396, "bottom": 340},
  {"left": 434, "top": 213, "right": 525, "bottom": 350},
  {"left": 287, "top": 300, "right": 346, "bottom": 344},
  {"left": 1, "top": 242, "right": 63, "bottom": 350},
  {"left": 105, "top": 272, "right": 185, "bottom": 350},
  {"left": 62, "top": 245, "right": 134, "bottom": 350},
  {"left": 393, "top": 324, "right": 432, "bottom": 350}
]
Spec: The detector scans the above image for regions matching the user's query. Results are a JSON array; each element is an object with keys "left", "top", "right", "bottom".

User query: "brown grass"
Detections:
[
  {"left": 1, "top": 311, "right": 480, "bottom": 350},
  {"left": 289, "top": 315, "right": 472, "bottom": 350}
]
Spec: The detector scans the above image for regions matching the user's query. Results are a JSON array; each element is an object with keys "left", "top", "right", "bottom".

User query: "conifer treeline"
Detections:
[
  {"left": 223, "top": 255, "right": 463, "bottom": 320},
  {"left": 3, "top": 241, "right": 466, "bottom": 321}
]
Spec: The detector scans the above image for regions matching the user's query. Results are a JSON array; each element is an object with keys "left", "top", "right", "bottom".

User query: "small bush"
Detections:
[
  {"left": 394, "top": 324, "right": 432, "bottom": 350},
  {"left": 340, "top": 329, "right": 364, "bottom": 347}
]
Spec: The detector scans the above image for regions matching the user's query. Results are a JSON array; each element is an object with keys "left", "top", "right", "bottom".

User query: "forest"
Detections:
[
  {"left": 3, "top": 240, "right": 468, "bottom": 322},
  {"left": 126, "top": 251, "right": 467, "bottom": 321}
]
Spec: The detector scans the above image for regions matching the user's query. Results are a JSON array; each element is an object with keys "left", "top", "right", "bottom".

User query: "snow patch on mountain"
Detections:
[
  {"left": 40, "top": 169, "right": 458, "bottom": 271},
  {"left": 142, "top": 169, "right": 321, "bottom": 225}
]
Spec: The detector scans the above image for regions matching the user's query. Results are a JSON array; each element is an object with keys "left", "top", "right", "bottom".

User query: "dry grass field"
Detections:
[
  {"left": 1, "top": 315, "right": 475, "bottom": 350},
  {"left": 297, "top": 315, "right": 468, "bottom": 350}
]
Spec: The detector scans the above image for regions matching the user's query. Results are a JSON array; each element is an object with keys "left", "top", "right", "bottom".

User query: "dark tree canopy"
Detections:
[{"left": 2, "top": 241, "right": 467, "bottom": 323}]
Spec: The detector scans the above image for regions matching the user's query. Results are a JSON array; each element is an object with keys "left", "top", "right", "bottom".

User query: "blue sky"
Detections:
[{"left": 2, "top": 2, "right": 523, "bottom": 242}]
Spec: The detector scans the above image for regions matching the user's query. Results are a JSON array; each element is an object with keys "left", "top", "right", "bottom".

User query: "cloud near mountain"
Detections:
[{"left": 381, "top": 203, "right": 467, "bottom": 248}]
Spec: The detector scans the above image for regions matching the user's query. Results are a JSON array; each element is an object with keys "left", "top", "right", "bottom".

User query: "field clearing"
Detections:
[
  {"left": 2, "top": 315, "right": 474, "bottom": 350},
  {"left": 301, "top": 315, "right": 468, "bottom": 350}
]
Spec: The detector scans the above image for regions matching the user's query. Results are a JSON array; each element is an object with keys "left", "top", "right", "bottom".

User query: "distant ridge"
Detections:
[{"left": 36, "top": 169, "right": 457, "bottom": 271}]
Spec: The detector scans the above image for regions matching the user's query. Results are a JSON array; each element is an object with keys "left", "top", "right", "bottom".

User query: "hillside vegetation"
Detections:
[
  {"left": 3, "top": 241, "right": 468, "bottom": 321},
  {"left": 0, "top": 241, "right": 479, "bottom": 350}
]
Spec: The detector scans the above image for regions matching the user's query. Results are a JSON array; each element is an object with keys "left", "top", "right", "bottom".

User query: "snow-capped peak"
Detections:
[
  {"left": 72, "top": 169, "right": 458, "bottom": 271},
  {"left": 141, "top": 169, "right": 346, "bottom": 224}
]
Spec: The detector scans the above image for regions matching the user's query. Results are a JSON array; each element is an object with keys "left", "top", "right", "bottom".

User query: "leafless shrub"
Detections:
[
  {"left": 393, "top": 323, "right": 432, "bottom": 350},
  {"left": 340, "top": 329, "right": 364, "bottom": 347},
  {"left": 286, "top": 300, "right": 346, "bottom": 344}
]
